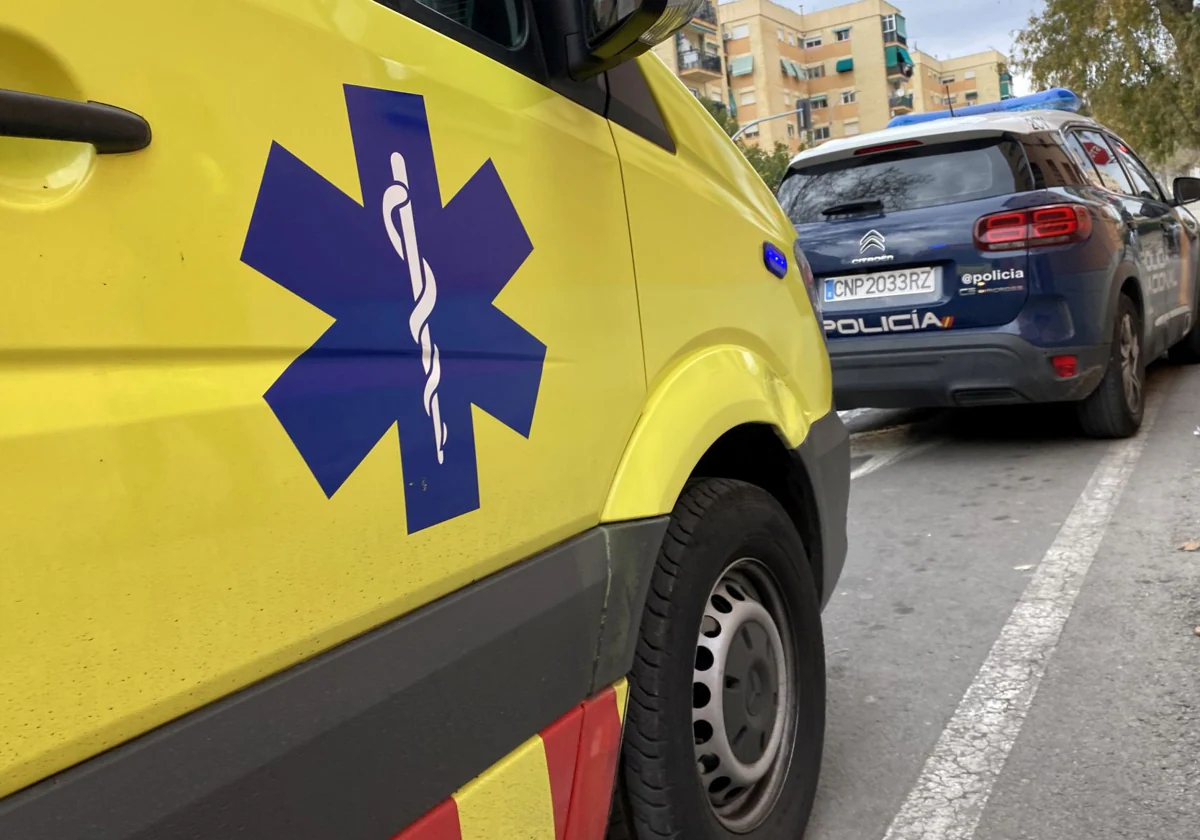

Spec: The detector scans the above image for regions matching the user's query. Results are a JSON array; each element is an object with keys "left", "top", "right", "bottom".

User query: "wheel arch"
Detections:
[
  {"left": 602, "top": 345, "right": 817, "bottom": 524},
  {"left": 1104, "top": 260, "right": 1144, "bottom": 344},
  {"left": 1120, "top": 275, "right": 1144, "bottom": 322},
  {"left": 689, "top": 424, "right": 828, "bottom": 601},
  {"left": 601, "top": 346, "right": 840, "bottom": 604}
]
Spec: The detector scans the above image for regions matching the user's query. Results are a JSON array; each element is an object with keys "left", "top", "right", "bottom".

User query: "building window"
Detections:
[
  {"left": 777, "top": 28, "right": 784, "bottom": 40},
  {"left": 940, "top": 76, "right": 955, "bottom": 84},
  {"left": 844, "top": 121, "right": 861, "bottom": 136},
  {"left": 841, "top": 90, "right": 857, "bottom": 104},
  {"left": 812, "top": 126, "right": 831, "bottom": 141},
  {"left": 965, "top": 70, "right": 976, "bottom": 79},
  {"left": 810, "top": 96, "right": 827, "bottom": 109},
  {"left": 688, "top": 87, "right": 700, "bottom": 97},
  {"left": 804, "top": 36, "right": 822, "bottom": 48},
  {"left": 744, "top": 125, "right": 760, "bottom": 137},
  {"left": 808, "top": 64, "right": 826, "bottom": 78},
  {"left": 740, "top": 90, "right": 757, "bottom": 105},
  {"left": 704, "top": 40, "right": 719, "bottom": 55},
  {"left": 787, "top": 33, "right": 796, "bottom": 45},
  {"left": 882, "top": 14, "right": 896, "bottom": 33},
  {"left": 835, "top": 28, "right": 851, "bottom": 41},
  {"left": 965, "top": 91, "right": 979, "bottom": 102},
  {"left": 727, "top": 23, "right": 749, "bottom": 39},
  {"left": 787, "top": 123, "right": 796, "bottom": 138}
]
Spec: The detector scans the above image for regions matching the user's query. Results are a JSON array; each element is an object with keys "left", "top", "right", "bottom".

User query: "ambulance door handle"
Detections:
[{"left": 0, "top": 88, "right": 150, "bottom": 154}]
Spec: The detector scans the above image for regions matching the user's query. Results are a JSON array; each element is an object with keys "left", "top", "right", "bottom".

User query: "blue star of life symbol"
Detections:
[{"left": 241, "top": 85, "right": 546, "bottom": 533}]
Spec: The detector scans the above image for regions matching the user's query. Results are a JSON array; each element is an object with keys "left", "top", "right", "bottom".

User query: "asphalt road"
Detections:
[{"left": 809, "top": 362, "right": 1200, "bottom": 840}]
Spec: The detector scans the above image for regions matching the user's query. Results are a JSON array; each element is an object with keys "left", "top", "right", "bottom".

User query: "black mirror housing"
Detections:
[
  {"left": 569, "top": 0, "right": 706, "bottom": 79},
  {"left": 1173, "top": 176, "right": 1200, "bottom": 204}
]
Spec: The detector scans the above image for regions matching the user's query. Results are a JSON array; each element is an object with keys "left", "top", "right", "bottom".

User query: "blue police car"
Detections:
[{"left": 779, "top": 89, "right": 1200, "bottom": 437}]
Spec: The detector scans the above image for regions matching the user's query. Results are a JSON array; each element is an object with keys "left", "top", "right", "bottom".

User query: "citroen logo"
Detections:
[{"left": 860, "top": 230, "right": 886, "bottom": 254}]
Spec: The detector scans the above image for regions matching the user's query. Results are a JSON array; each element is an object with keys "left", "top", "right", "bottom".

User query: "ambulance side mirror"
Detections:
[{"left": 568, "top": 0, "right": 706, "bottom": 79}]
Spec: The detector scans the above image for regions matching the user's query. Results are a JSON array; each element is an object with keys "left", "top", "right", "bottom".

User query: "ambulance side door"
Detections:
[{"left": 0, "top": 1, "right": 644, "bottom": 834}]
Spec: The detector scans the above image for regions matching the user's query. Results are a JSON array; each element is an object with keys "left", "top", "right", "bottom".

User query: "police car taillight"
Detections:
[
  {"left": 793, "top": 238, "right": 822, "bottom": 317},
  {"left": 974, "top": 204, "right": 1093, "bottom": 251}
]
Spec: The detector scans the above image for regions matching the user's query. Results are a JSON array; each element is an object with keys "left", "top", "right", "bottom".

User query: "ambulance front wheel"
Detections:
[{"left": 610, "top": 478, "right": 826, "bottom": 839}]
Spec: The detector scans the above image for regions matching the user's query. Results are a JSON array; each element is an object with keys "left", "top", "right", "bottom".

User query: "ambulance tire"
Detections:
[{"left": 611, "top": 478, "right": 825, "bottom": 840}]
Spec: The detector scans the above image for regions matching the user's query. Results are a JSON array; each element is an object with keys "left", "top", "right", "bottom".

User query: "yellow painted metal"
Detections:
[
  {"left": 602, "top": 345, "right": 810, "bottom": 522},
  {"left": 455, "top": 734, "right": 557, "bottom": 840},
  {"left": 602, "top": 54, "right": 832, "bottom": 522},
  {"left": 614, "top": 677, "right": 630, "bottom": 725},
  {"left": 0, "top": 0, "right": 645, "bottom": 795}
]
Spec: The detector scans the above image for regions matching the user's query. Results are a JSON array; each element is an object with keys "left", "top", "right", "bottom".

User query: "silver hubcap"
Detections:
[
  {"left": 693, "top": 559, "right": 795, "bottom": 833},
  {"left": 1120, "top": 313, "right": 1141, "bottom": 413}
]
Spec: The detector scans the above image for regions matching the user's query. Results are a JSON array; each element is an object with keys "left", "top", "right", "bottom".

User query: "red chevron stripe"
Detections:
[
  {"left": 562, "top": 687, "right": 622, "bottom": 840},
  {"left": 541, "top": 704, "right": 584, "bottom": 840}
]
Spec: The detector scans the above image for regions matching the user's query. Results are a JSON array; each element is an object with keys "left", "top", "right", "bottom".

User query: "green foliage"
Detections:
[
  {"left": 1015, "top": 0, "right": 1200, "bottom": 162},
  {"left": 699, "top": 96, "right": 741, "bottom": 137},
  {"left": 698, "top": 97, "right": 796, "bottom": 191},
  {"left": 738, "top": 141, "right": 795, "bottom": 191}
]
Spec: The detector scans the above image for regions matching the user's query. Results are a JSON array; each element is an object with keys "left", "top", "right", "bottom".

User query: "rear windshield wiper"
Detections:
[{"left": 821, "top": 199, "right": 883, "bottom": 216}]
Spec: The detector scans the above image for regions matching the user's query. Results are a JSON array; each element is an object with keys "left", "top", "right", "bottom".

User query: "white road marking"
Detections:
[
  {"left": 882, "top": 379, "right": 1170, "bottom": 840},
  {"left": 851, "top": 440, "right": 939, "bottom": 481},
  {"left": 849, "top": 416, "right": 942, "bottom": 481}
]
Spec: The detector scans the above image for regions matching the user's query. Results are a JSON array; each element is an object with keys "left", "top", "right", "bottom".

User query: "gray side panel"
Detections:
[
  {"left": 589, "top": 517, "right": 670, "bottom": 693},
  {"left": 0, "top": 519, "right": 667, "bottom": 840},
  {"left": 794, "top": 410, "right": 851, "bottom": 607}
]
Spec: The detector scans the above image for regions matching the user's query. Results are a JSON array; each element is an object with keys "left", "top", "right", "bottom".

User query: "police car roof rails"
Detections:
[{"left": 886, "top": 88, "right": 1082, "bottom": 129}]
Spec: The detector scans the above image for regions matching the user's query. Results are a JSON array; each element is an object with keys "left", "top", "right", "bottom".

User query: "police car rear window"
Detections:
[{"left": 778, "top": 137, "right": 1032, "bottom": 225}]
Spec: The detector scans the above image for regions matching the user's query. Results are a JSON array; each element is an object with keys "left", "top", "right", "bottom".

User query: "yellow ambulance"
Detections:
[{"left": 0, "top": 2, "right": 848, "bottom": 838}]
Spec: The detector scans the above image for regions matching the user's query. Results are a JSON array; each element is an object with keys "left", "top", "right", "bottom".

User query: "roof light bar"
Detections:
[{"left": 887, "top": 88, "right": 1082, "bottom": 129}]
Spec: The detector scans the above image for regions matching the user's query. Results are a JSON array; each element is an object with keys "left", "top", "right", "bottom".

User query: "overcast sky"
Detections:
[{"left": 783, "top": 0, "right": 1044, "bottom": 93}]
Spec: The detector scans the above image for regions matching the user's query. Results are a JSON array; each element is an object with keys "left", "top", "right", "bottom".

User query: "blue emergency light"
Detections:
[{"left": 886, "top": 88, "right": 1082, "bottom": 129}]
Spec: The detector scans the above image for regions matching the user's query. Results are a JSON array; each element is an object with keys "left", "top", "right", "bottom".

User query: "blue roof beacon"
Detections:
[{"left": 887, "top": 88, "right": 1082, "bottom": 129}]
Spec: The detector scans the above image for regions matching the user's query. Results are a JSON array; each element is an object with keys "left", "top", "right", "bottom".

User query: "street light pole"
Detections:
[{"left": 730, "top": 107, "right": 808, "bottom": 141}]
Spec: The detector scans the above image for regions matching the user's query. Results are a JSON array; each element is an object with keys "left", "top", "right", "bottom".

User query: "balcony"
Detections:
[
  {"left": 889, "top": 94, "right": 914, "bottom": 113},
  {"left": 693, "top": 1, "right": 718, "bottom": 25},
  {"left": 885, "top": 45, "right": 914, "bottom": 79},
  {"left": 678, "top": 51, "right": 723, "bottom": 79}
]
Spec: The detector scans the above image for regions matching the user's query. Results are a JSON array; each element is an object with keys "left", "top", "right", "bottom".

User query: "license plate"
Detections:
[{"left": 823, "top": 267, "right": 940, "bottom": 303}]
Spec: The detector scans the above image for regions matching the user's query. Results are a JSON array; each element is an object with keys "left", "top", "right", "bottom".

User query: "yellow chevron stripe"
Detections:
[
  {"left": 454, "top": 734, "right": 556, "bottom": 840},
  {"left": 613, "top": 678, "right": 629, "bottom": 725}
]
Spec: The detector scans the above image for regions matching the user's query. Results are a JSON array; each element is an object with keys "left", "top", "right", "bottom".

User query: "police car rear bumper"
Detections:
[{"left": 828, "top": 332, "right": 1110, "bottom": 410}]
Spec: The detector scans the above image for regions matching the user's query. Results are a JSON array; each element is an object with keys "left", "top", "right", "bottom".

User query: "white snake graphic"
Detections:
[{"left": 382, "top": 152, "right": 448, "bottom": 464}]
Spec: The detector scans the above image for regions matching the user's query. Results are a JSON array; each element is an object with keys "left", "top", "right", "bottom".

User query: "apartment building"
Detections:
[
  {"left": 716, "top": 0, "right": 911, "bottom": 150},
  {"left": 707, "top": 0, "right": 1010, "bottom": 149},
  {"left": 651, "top": 2, "right": 730, "bottom": 111},
  {"left": 911, "top": 49, "right": 1013, "bottom": 113}
]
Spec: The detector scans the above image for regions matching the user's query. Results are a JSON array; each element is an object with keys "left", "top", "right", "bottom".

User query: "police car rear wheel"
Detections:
[
  {"left": 613, "top": 478, "right": 824, "bottom": 840},
  {"left": 1077, "top": 294, "right": 1144, "bottom": 439}
]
